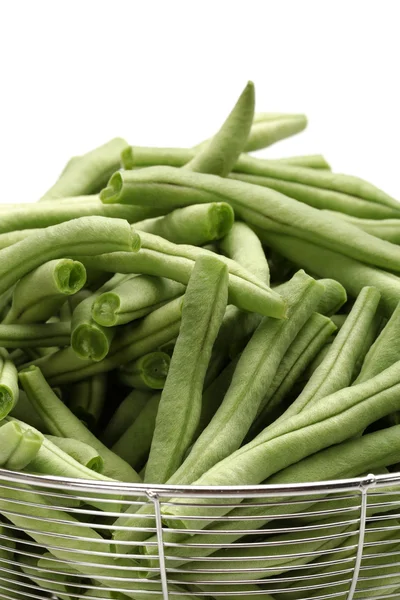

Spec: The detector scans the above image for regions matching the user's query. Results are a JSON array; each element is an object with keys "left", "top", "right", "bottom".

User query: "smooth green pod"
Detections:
[
  {"left": 0, "top": 321, "right": 70, "bottom": 348},
  {"left": 45, "top": 435, "right": 104, "bottom": 472},
  {"left": 219, "top": 220, "right": 270, "bottom": 284},
  {"left": 69, "top": 373, "right": 107, "bottom": 430},
  {"left": 0, "top": 420, "right": 42, "bottom": 470},
  {"left": 0, "top": 349, "right": 19, "bottom": 419},
  {"left": 101, "top": 389, "right": 152, "bottom": 447},
  {"left": 3, "top": 258, "right": 86, "bottom": 324},
  {"left": 323, "top": 209, "right": 400, "bottom": 243},
  {"left": 119, "top": 351, "right": 170, "bottom": 390}
]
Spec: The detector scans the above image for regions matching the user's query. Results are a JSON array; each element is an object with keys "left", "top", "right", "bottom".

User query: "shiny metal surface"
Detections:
[{"left": 0, "top": 470, "right": 399, "bottom": 600}]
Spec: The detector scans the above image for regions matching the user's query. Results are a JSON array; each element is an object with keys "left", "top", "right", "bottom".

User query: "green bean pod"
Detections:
[
  {"left": 45, "top": 435, "right": 104, "bottom": 472},
  {"left": 314, "top": 278, "right": 347, "bottom": 315},
  {"left": 80, "top": 231, "right": 286, "bottom": 319},
  {"left": 0, "top": 420, "right": 43, "bottom": 470},
  {"left": 0, "top": 321, "right": 70, "bottom": 348},
  {"left": 101, "top": 389, "right": 152, "bottom": 447},
  {"left": 243, "top": 111, "right": 308, "bottom": 152},
  {"left": 104, "top": 167, "right": 400, "bottom": 275},
  {"left": 37, "top": 552, "right": 82, "bottom": 600},
  {"left": 135, "top": 202, "right": 234, "bottom": 246},
  {"left": 145, "top": 254, "right": 229, "bottom": 483},
  {"left": 0, "top": 216, "right": 139, "bottom": 296},
  {"left": 92, "top": 274, "right": 185, "bottom": 327},
  {"left": 3, "top": 258, "right": 87, "bottom": 324},
  {"left": 119, "top": 351, "right": 170, "bottom": 390},
  {"left": 69, "top": 373, "right": 107, "bottom": 430},
  {"left": 24, "top": 296, "right": 184, "bottom": 385},
  {"left": 10, "top": 389, "right": 47, "bottom": 432},
  {"left": 219, "top": 220, "right": 270, "bottom": 284},
  {"left": 112, "top": 392, "right": 161, "bottom": 470},
  {"left": 39, "top": 137, "right": 129, "bottom": 201},
  {"left": 0, "top": 350, "right": 19, "bottom": 419},
  {"left": 323, "top": 209, "right": 400, "bottom": 243},
  {"left": 18, "top": 366, "right": 141, "bottom": 483}
]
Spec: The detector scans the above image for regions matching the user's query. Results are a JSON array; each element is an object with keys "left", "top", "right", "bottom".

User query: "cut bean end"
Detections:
[
  {"left": 54, "top": 259, "right": 87, "bottom": 294},
  {"left": 100, "top": 172, "right": 123, "bottom": 203},
  {"left": 92, "top": 292, "right": 120, "bottom": 327}
]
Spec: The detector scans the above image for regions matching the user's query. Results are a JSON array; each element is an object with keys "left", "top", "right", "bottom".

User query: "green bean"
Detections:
[
  {"left": 257, "top": 230, "right": 400, "bottom": 316},
  {"left": 68, "top": 373, "right": 107, "bottom": 430},
  {"left": 39, "top": 137, "right": 129, "bottom": 201},
  {"left": 166, "top": 270, "right": 324, "bottom": 486},
  {"left": 250, "top": 312, "right": 337, "bottom": 436},
  {"left": 24, "top": 296, "right": 184, "bottom": 385},
  {"left": 3, "top": 259, "right": 87, "bottom": 325},
  {"left": 0, "top": 216, "right": 139, "bottom": 297},
  {"left": 0, "top": 420, "right": 42, "bottom": 470},
  {"left": 101, "top": 166, "right": 400, "bottom": 272},
  {"left": 0, "top": 350, "right": 19, "bottom": 419},
  {"left": 162, "top": 358, "right": 400, "bottom": 530},
  {"left": 37, "top": 552, "right": 82, "bottom": 600},
  {"left": 18, "top": 366, "right": 141, "bottom": 482},
  {"left": 45, "top": 435, "right": 103, "bottom": 472},
  {"left": 101, "top": 389, "right": 152, "bottom": 447},
  {"left": 323, "top": 209, "right": 400, "bottom": 243},
  {"left": 274, "top": 286, "right": 381, "bottom": 422},
  {"left": 119, "top": 352, "right": 170, "bottom": 390},
  {"left": 0, "top": 200, "right": 161, "bottom": 235},
  {"left": 145, "top": 254, "right": 229, "bottom": 483},
  {"left": 92, "top": 274, "right": 185, "bottom": 327},
  {"left": 219, "top": 220, "right": 270, "bottom": 284},
  {"left": 0, "top": 321, "right": 70, "bottom": 349},
  {"left": 80, "top": 231, "right": 286, "bottom": 318},
  {"left": 243, "top": 112, "right": 308, "bottom": 152},
  {"left": 10, "top": 390, "right": 47, "bottom": 432},
  {"left": 112, "top": 392, "right": 161, "bottom": 470},
  {"left": 0, "top": 227, "right": 41, "bottom": 250},
  {"left": 276, "top": 154, "right": 330, "bottom": 169},
  {"left": 135, "top": 202, "right": 234, "bottom": 246},
  {"left": 314, "top": 278, "right": 347, "bottom": 315}
]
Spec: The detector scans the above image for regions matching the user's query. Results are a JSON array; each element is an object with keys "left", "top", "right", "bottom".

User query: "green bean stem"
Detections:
[
  {"left": 45, "top": 435, "right": 104, "bottom": 472},
  {"left": 0, "top": 350, "right": 19, "bottom": 419},
  {"left": 3, "top": 258, "right": 86, "bottom": 324},
  {"left": 0, "top": 420, "right": 42, "bottom": 470},
  {"left": 0, "top": 322, "right": 70, "bottom": 348},
  {"left": 101, "top": 389, "right": 152, "bottom": 447},
  {"left": 219, "top": 220, "right": 270, "bottom": 285},
  {"left": 145, "top": 254, "right": 229, "bottom": 483},
  {"left": 18, "top": 366, "right": 141, "bottom": 483},
  {"left": 68, "top": 373, "right": 107, "bottom": 430},
  {"left": 119, "top": 352, "right": 170, "bottom": 390},
  {"left": 135, "top": 202, "right": 234, "bottom": 246}
]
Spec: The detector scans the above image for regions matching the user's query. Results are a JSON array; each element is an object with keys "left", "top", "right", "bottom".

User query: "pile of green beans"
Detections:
[{"left": 2, "top": 81, "right": 400, "bottom": 599}]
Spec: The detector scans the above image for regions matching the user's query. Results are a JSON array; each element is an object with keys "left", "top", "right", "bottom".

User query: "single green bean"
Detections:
[
  {"left": 145, "top": 254, "right": 229, "bottom": 483},
  {"left": 101, "top": 389, "right": 152, "bottom": 447},
  {"left": 18, "top": 366, "right": 141, "bottom": 482},
  {"left": 3, "top": 258, "right": 86, "bottom": 324},
  {"left": 24, "top": 296, "right": 184, "bottom": 385},
  {"left": 101, "top": 166, "right": 400, "bottom": 272},
  {"left": 166, "top": 270, "right": 324, "bottom": 486},
  {"left": 0, "top": 350, "right": 19, "bottom": 419},
  {"left": 162, "top": 359, "right": 400, "bottom": 530},
  {"left": 323, "top": 209, "right": 400, "bottom": 243},
  {"left": 112, "top": 393, "right": 161, "bottom": 470},
  {"left": 256, "top": 230, "right": 400, "bottom": 316},
  {"left": 0, "top": 216, "right": 139, "bottom": 296},
  {"left": 45, "top": 435, "right": 103, "bottom": 472},
  {"left": 39, "top": 137, "right": 129, "bottom": 201},
  {"left": 10, "top": 390, "right": 47, "bottom": 432},
  {"left": 69, "top": 373, "right": 107, "bottom": 430},
  {"left": 0, "top": 200, "right": 162, "bottom": 235},
  {"left": 0, "top": 420, "right": 42, "bottom": 470},
  {"left": 119, "top": 352, "right": 170, "bottom": 390},
  {"left": 80, "top": 230, "right": 286, "bottom": 319},
  {"left": 92, "top": 274, "right": 185, "bottom": 327},
  {"left": 0, "top": 321, "right": 70, "bottom": 349},
  {"left": 275, "top": 154, "right": 330, "bottom": 169},
  {"left": 135, "top": 202, "right": 234, "bottom": 246},
  {"left": 314, "top": 278, "right": 347, "bottom": 315},
  {"left": 37, "top": 552, "right": 82, "bottom": 600},
  {"left": 219, "top": 220, "right": 270, "bottom": 285}
]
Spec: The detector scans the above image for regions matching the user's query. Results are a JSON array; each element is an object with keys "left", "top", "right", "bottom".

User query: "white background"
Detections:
[{"left": 1, "top": 1, "right": 399, "bottom": 203}]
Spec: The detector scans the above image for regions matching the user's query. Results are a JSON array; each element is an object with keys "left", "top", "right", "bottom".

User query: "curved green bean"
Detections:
[
  {"left": 119, "top": 351, "right": 170, "bottom": 390},
  {"left": 0, "top": 350, "right": 19, "bottom": 419},
  {"left": 10, "top": 389, "right": 47, "bottom": 432},
  {"left": 0, "top": 321, "right": 70, "bottom": 348},
  {"left": 45, "top": 435, "right": 104, "bottom": 472},
  {"left": 69, "top": 373, "right": 107, "bottom": 430},
  {"left": 23, "top": 296, "right": 184, "bottom": 385},
  {"left": 0, "top": 420, "right": 42, "bottom": 470},
  {"left": 145, "top": 254, "right": 229, "bottom": 483},
  {"left": 3, "top": 258, "right": 86, "bottom": 324},
  {"left": 135, "top": 202, "right": 234, "bottom": 246},
  {"left": 243, "top": 112, "right": 308, "bottom": 152},
  {"left": 18, "top": 366, "right": 141, "bottom": 482},
  {"left": 0, "top": 216, "right": 139, "bottom": 296},
  {"left": 39, "top": 137, "right": 129, "bottom": 201},
  {"left": 101, "top": 389, "right": 152, "bottom": 447},
  {"left": 92, "top": 274, "right": 185, "bottom": 327},
  {"left": 219, "top": 220, "right": 270, "bottom": 285},
  {"left": 314, "top": 278, "right": 347, "bottom": 315},
  {"left": 323, "top": 209, "right": 400, "bottom": 244},
  {"left": 80, "top": 231, "right": 286, "bottom": 318},
  {"left": 112, "top": 392, "right": 161, "bottom": 470},
  {"left": 166, "top": 270, "right": 323, "bottom": 486}
]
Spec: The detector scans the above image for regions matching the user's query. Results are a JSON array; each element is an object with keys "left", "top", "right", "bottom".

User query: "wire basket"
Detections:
[{"left": 1, "top": 470, "right": 400, "bottom": 600}]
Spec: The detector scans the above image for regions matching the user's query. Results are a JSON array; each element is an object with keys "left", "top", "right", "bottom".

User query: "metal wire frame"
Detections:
[{"left": 0, "top": 470, "right": 400, "bottom": 600}]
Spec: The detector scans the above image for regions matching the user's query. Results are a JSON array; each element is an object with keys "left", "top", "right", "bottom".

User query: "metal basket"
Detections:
[{"left": 1, "top": 470, "right": 400, "bottom": 600}]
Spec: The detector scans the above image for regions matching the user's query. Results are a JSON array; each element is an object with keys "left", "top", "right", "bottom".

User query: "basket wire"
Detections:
[{"left": 0, "top": 470, "right": 400, "bottom": 600}]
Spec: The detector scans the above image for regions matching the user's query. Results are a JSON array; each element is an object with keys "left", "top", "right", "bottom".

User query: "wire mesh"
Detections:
[{"left": 0, "top": 470, "right": 400, "bottom": 600}]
